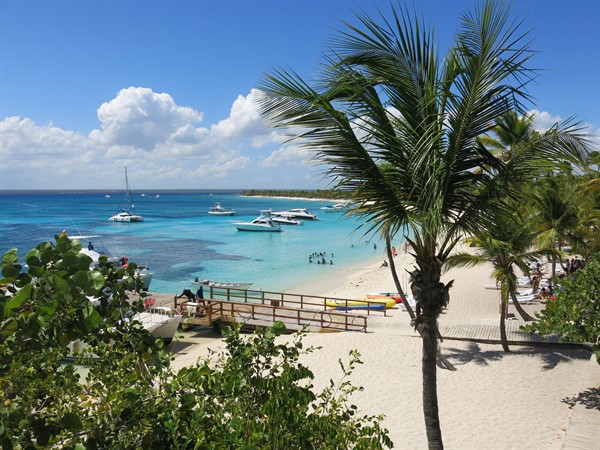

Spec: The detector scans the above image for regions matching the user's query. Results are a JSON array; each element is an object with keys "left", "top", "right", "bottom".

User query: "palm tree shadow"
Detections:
[
  {"left": 562, "top": 387, "right": 600, "bottom": 410},
  {"left": 440, "top": 342, "right": 591, "bottom": 370}
]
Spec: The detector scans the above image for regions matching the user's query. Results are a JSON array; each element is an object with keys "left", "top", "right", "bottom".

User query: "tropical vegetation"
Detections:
[
  {"left": 523, "top": 259, "right": 600, "bottom": 363},
  {"left": 0, "top": 235, "right": 391, "bottom": 449},
  {"left": 256, "top": 1, "right": 590, "bottom": 448}
]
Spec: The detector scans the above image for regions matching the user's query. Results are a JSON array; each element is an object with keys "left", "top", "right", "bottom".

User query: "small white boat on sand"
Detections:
[
  {"left": 208, "top": 202, "right": 236, "bottom": 216},
  {"left": 234, "top": 210, "right": 281, "bottom": 232}
]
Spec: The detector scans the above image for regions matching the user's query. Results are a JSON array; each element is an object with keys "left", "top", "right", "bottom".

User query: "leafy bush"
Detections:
[
  {"left": 0, "top": 236, "right": 392, "bottom": 448},
  {"left": 522, "top": 258, "right": 600, "bottom": 363}
]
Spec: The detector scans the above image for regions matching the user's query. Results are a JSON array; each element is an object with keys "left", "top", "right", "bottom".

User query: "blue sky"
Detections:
[{"left": 1, "top": 0, "right": 599, "bottom": 190}]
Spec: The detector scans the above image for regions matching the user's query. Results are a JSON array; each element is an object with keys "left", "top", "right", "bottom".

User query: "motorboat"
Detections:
[
  {"left": 271, "top": 216, "right": 303, "bottom": 225},
  {"left": 193, "top": 278, "right": 253, "bottom": 289},
  {"left": 208, "top": 202, "right": 236, "bottom": 216},
  {"left": 234, "top": 210, "right": 282, "bottom": 232},
  {"left": 272, "top": 208, "right": 318, "bottom": 220},
  {"left": 133, "top": 306, "right": 182, "bottom": 344},
  {"left": 320, "top": 201, "right": 351, "bottom": 212},
  {"left": 69, "top": 304, "right": 182, "bottom": 355},
  {"left": 109, "top": 167, "right": 144, "bottom": 222}
]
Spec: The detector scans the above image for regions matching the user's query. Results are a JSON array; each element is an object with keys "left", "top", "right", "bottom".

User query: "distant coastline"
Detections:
[
  {"left": 0, "top": 189, "right": 353, "bottom": 200},
  {"left": 241, "top": 189, "right": 352, "bottom": 200}
]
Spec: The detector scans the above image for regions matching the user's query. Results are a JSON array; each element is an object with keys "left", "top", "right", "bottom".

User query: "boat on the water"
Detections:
[
  {"left": 325, "top": 297, "right": 396, "bottom": 310},
  {"left": 109, "top": 167, "right": 144, "bottom": 222},
  {"left": 193, "top": 278, "right": 253, "bottom": 290},
  {"left": 272, "top": 208, "right": 318, "bottom": 220},
  {"left": 320, "top": 201, "right": 351, "bottom": 212},
  {"left": 271, "top": 216, "right": 303, "bottom": 225},
  {"left": 234, "top": 210, "right": 282, "bottom": 232},
  {"left": 208, "top": 202, "right": 236, "bottom": 216}
]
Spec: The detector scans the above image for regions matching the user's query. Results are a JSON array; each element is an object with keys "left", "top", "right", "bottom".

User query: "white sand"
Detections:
[{"left": 167, "top": 247, "right": 597, "bottom": 449}]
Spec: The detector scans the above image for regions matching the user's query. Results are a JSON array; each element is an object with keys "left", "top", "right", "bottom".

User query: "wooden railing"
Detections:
[
  {"left": 206, "top": 286, "right": 389, "bottom": 316},
  {"left": 174, "top": 297, "right": 368, "bottom": 333}
]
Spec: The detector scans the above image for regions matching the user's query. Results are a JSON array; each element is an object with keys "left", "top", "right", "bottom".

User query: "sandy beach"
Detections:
[{"left": 153, "top": 247, "right": 598, "bottom": 449}]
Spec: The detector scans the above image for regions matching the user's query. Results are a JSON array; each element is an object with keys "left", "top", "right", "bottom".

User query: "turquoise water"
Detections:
[{"left": 0, "top": 192, "right": 386, "bottom": 294}]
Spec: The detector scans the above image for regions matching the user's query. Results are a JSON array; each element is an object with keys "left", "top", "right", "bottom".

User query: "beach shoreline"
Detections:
[{"left": 149, "top": 250, "right": 597, "bottom": 449}]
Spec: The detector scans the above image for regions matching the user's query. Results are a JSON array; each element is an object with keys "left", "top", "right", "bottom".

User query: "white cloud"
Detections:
[
  {"left": 90, "top": 87, "right": 204, "bottom": 151},
  {"left": 0, "top": 87, "right": 322, "bottom": 189},
  {"left": 529, "top": 109, "right": 600, "bottom": 151},
  {"left": 261, "top": 144, "right": 312, "bottom": 168}
]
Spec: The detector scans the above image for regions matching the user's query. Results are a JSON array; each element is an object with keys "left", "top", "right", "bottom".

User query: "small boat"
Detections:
[
  {"left": 320, "top": 201, "right": 351, "bottom": 212},
  {"left": 109, "top": 167, "right": 144, "bottom": 222},
  {"left": 208, "top": 202, "right": 236, "bottom": 216},
  {"left": 272, "top": 208, "right": 318, "bottom": 220},
  {"left": 325, "top": 297, "right": 396, "bottom": 310},
  {"left": 193, "top": 278, "right": 253, "bottom": 290},
  {"left": 234, "top": 210, "right": 282, "bottom": 232},
  {"left": 326, "top": 300, "right": 386, "bottom": 311},
  {"left": 70, "top": 304, "right": 182, "bottom": 355},
  {"left": 272, "top": 216, "right": 303, "bottom": 225},
  {"left": 367, "top": 292, "right": 403, "bottom": 303},
  {"left": 133, "top": 306, "right": 182, "bottom": 344}
]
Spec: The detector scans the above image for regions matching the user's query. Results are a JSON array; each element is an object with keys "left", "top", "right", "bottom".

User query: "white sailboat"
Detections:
[{"left": 109, "top": 167, "right": 144, "bottom": 222}]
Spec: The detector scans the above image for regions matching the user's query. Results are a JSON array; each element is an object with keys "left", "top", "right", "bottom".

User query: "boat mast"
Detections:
[{"left": 125, "top": 167, "right": 135, "bottom": 211}]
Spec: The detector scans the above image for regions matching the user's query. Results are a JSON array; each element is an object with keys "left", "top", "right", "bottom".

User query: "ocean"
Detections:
[{"left": 0, "top": 191, "right": 387, "bottom": 295}]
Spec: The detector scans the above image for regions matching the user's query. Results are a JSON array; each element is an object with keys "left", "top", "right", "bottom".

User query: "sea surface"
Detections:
[{"left": 0, "top": 191, "right": 387, "bottom": 295}]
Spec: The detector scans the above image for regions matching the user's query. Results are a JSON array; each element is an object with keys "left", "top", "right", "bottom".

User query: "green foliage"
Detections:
[
  {"left": 242, "top": 189, "right": 354, "bottom": 200},
  {"left": 0, "top": 237, "right": 391, "bottom": 449},
  {"left": 522, "top": 259, "right": 600, "bottom": 363}
]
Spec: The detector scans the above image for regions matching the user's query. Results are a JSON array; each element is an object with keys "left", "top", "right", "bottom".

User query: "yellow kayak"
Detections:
[{"left": 325, "top": 298, "right": 396, "bottom": 310}]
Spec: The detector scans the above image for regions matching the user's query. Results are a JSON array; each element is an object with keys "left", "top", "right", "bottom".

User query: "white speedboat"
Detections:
[
  {"left": 234, "top": 210, "right": 282, "bottom": 232},
  {"left": 133, "top": 306, "right": 182, "bottom": 344},
  {"left": 208, "top": 202, "right": 236, "bottom": 216},
  {"left": 272, "top": 208, "right": 318, "bottom": 220},
  {"left": 320, "top": 201, "right": 351, "bottom": 212},
  {"left": 272, "top": 216, "right": 303, "bottom": 225},
  {"left": 109, "top": 167, "right": 144, "bottom": 222},
  {"left": 69, "top": 305, "right": 182, "bottom": 355}
]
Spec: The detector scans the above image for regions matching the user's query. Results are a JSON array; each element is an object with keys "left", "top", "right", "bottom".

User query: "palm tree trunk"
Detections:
[
  {"left": 500, "top": 296, "right": 510, "bottom": 352},
  {"left": 422, "top": 317, "right": 443, "bottom": 449},
  {"left": 509, "top": 291, "right": 536, "bottom": 322},
  {"left": 386, "top": 237, "right": 456, "bottom": 371}
]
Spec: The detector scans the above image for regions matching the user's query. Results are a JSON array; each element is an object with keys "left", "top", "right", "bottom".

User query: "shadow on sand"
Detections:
[{"left": 440, "top": 341, "right": 591, "bottom": 370}]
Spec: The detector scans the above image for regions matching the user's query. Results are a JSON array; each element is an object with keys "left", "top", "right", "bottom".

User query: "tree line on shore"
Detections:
[{"left": 242, "top": 189, "right": 353, "bottom": 200}]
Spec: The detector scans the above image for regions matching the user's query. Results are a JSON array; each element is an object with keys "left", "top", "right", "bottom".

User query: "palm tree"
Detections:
[
  {"left": 445, "top": 209, "right": 556, "bottom": 351},
  {"left": 257, "top": 2, "right": 589, "bottom": 447},
  {"left": 479, "top": 110, "right": 535, "bottom": 163},
  {"left": 528, "top": 175, "right": 581, "bottom": 277}
]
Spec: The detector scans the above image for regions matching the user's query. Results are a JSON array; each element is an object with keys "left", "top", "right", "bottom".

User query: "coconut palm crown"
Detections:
[{"left": 256, "top": 1, "right": 589, "bottom": 448}]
